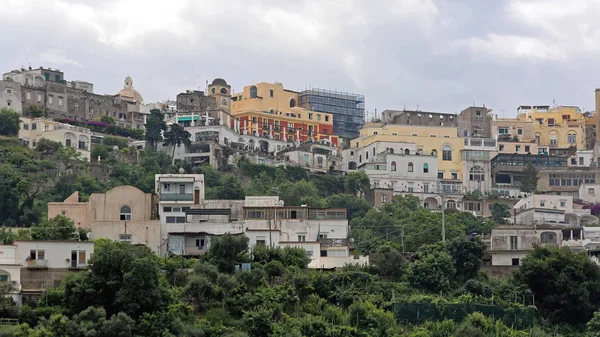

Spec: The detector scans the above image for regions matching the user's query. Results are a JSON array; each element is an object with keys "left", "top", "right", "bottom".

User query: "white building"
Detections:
[
  {"left": 489, "top": 226, "right": 562, "bottom": 267},
  {"left": 19, "top": 117, "right": 93, "bottom": 161},
  {"left": 342, "top": 141, "right": 418, "bottom": 172},
  {"left": 569, "top": 150, "right": 594, "bottom": 167},
  {"left": 461, "top": 137, "right": 497, "bottom": 194},
  {"left": 514, "top": 194, "right": 595, "bottom": 226},
  {"left": 579, "top": 184, "right": 600, "bottom": 204},
  {"left": 276, "top": 141, "right": 343, "bottom": 173}
]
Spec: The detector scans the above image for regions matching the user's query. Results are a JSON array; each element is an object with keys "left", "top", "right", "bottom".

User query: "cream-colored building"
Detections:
[
  {"left": 47, "top": 187, "right": 161, "bottom": 253},
  {"left": 350, "top": 123, "right": 464, "bottom": 180},
  {"left": 19, "top": 117, "right": 92, "bottom": 161}
]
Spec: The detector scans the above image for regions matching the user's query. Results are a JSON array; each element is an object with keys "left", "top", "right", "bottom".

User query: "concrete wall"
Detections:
[
  {"left": 92, "top": 221, "right": 161, "bottom": 253},
  {"left": 90, "top": 185, "right": 154, "bottom": 222},
  {"left": 458, "top": 107, "right": 492, "bottom": 138},
  {"left": 0, "top": 80, "right": 22, "bottom": 113},
  {"left": 490, "top": 227, "right": 562, "bottom": 251},
  {"left": 47, "top": 192, "right": 89, "bottom": 228},
  {"left": 579, "top": 184, "right": 600, "bottom": 203},
  {"left": 15, "top": 241, "right": 94, "bottom": 269}
]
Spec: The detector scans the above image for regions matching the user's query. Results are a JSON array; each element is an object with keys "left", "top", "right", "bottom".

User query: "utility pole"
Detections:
[{"left": 440, "top": 185, "right": 446, "bottom": 242}]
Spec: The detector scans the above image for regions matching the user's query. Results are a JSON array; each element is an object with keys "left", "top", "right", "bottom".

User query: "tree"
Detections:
[
  {"left": 24, "top": 105, "right": 45, "bottom": 118},
  {"left": 100, "top": 115, "right": 115, "bottom": 125},
  {"left": 326, "top": 194, "right": 370, "bottom": 220},
  {"left": 31, "top": 215, "right": 76, "bottom": 241},
  {"left": 145, "top": 109, "right": 166, "bottom": 151},
  {"left": 91, "top": 145, "right": 110, "bottom": 161},
  {"left": 408, "top": 248, "right": 456, "bottom": 293},
  {"left": 520, "top": 164, "right": 539, "bottom": 193},
  {"left": 369, "top": 245, "right": 405, "bottom": 281},
  {"left": 206, "top": 234, "right": 250, "bottom": 273},
  {"left": 490, "top": 202, "right": 511, "bottom": 224},
  {"left": 162, "top": 123, "right": 190, "bottom": 163},
  {"left": 344, "top": 171, "right": 370, "bottom": 197},
  {"left": 278, "top": 180, "right": 323, "bottom": 207},
  {"left": 103, "top": 136, "right": 128, "bottom": 149},
  {"left": 217, "top": 176, "right": 246, "bottom": 200},
  {"left": 587, "top": 310, "right": 600, "bottom": 337},
  {"left": 514, "top": 246, "right": 600, "bottom": 326},
  {"left": 0, "top": 108, "right": 20, "bottom": 136},
  {"left": 35, "top": 139, "right": 63, "bottom": 155},
  {"left": 447, "top": 236, "right": 485, "bottom": 280}
]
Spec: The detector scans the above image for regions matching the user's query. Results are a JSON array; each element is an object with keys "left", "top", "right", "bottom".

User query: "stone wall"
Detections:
[
  {"left": 176, "top": 90, "right": 217, "bottom": 113},
  {"left": 20, "top": 268, "right": 83, "bottom": 290}
]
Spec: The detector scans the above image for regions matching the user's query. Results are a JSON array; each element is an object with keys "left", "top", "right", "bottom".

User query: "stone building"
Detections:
[
  {"left": 176, "top": 90, "right": 217, "bottom": 114},
  {"left": 458, "top": 106, "right": 493, "bottom": 138},
  {"left": 0, "top": 80, "right": 22, "bottom": 113}
]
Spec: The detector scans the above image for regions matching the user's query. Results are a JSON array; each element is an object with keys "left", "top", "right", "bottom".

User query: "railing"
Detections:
[
  {"left": 320, "top": 238, "right": 348, "bottom": 247},
  {"left": 27, "top": 259, "right": 48, "bottom": 269},
  {"left": 0, "top": 318, "right": 18, "bottom": 326},
  {"left": 160, "top": 193, "right": 194, "bottom": 202}
]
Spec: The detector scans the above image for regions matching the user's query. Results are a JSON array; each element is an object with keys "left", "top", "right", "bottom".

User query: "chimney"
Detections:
[{"left": 596, "top": 89, "right": 600, "bottom": 142}]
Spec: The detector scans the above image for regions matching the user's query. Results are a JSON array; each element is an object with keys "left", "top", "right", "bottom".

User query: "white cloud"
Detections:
[
  {"left": 35, "top": 49, "right": 84, "bottom": 68},
  {"left": 453, "top": 33, "right": 565, "bottom": 62}
]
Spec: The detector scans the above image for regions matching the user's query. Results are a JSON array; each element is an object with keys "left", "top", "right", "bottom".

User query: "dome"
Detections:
[
  {"left": 211, "top": 78, "right": 228, "bottom": 86},
  {"left": 117, "top": 76, "right": 144, "bottom": 103}
]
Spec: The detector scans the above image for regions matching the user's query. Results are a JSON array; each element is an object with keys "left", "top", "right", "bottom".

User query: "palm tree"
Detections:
[{"left": 162, "top": 123, "right": 191, "bottom": 164}]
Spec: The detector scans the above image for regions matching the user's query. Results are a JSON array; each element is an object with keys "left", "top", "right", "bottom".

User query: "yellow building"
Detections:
[
  {"left": 231, "top": 82, "right": 338, "bottom": 145},
  {"left": 491, "top": 118, "right": 538, "bottom": 154},
  {"left": 515, "top": 105, "right": 587, "bottom": 151},
  {"left": 351, "top": 123, "right": 464, "bottom": 180},
  {"left": 19, "top": 117, "right": 92, "bottom": 161}
]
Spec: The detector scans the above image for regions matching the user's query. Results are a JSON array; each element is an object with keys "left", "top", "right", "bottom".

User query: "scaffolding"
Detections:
[{"left": 299, "top": 88, "right": 365, "bottom": 140}]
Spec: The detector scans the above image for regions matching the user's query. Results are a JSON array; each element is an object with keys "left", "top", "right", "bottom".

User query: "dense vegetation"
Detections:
[{"left": 2, "top": 107, "right": 600, "bottom": 335}]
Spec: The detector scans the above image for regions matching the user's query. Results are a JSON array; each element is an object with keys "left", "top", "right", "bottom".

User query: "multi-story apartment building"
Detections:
[
  {"left": 519, "top": 105, "right": 586, "bottom": 151},
  {"left": 461, "top": 137, "right": 497, "bottom": 194},
  {"left": 514, "top": 194, "right": 595, "bottom": 227},
  {"left": 231, "top": 82, "right": 339, "bottom": 146},
  {"left": 19, "top": 117, "right": 93, "bottom": 161},
  {"left": 298, "top": 88, "right": 365, "bottom": 141},
  {"left": 0, "top": 80, "right": 22, "bottom": 113},
  {"left": 457, "top": 106, "right": 494, "bottom": 138},
  {"left": 276, "top": 141, "right": 343, "bottom": 173},
  {"left": 489, "top": 225, "right": 562, "bottom": 269}
]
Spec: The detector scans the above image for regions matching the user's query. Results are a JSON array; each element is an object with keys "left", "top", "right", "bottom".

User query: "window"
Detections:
[
  {"left": 26, "top": 92, "right": 31, "bottom": 100},
  {"left": 423, "top": 184, "right": 429, "bottom": 193},
  {"left": 381, "top": 194, "right": 387, "bottom": 203},
  {"left": 589, "top": 188, "right": 595, "bottom": 195},
  {"left": 580, "top": 157, "right": 585, "bottom": 165},
  {"left": 118, "top": 234, "right": 131, "bottom": 243},
  {"left": 451, "top": 172, "right": 458, "bottom": 180},
  {"left": 391, "top": 161, "right": 396, "bottom": 171},
  {"left": 298, "top": 235, "right": 306, "bottom": 242},
  {"left": 535, "top": 134, "right": 540, "bottom": 144},
  {"left": 469, "top": 166, "right": 484, "bottom": 181},
  {"left": 269, "top": 89, "right": 274, "bottom": 97},
  {"left": 510, "top": 236, "right": 518, "bottom": 250},
  {"left": 412, "top": 133, "right": 418, "bottom": 137},
  {"left": 423, "top": 163, "right": 429, "bottom": 173},
  {"left": 61, "top": 211, "right": 67, "bottom": 216},
  {"left": 560, "top": 200, "right": 566, "bottom": 207},
  {"left": 249, "top": 86, "right": 257, "bottom": 98},
  {"left": 78, "top": 140, "right": 86, "bottom": 150},
  {"left": 120, "top": 205, "right": 131, "bottom": 221},
  {"left": 163, "top": 183, "right": 171, "bottom": 192},
  {"left": 517, "top": 128, "right": 523, "bottom": 135},
  {"left": 37, "top": 93, "right": 42, "bottom": 102},
  {"left": 438, "top": 171, "right": 444, "bottom": 179},
  {"left": 475, "top": 110, "right": 481, "bottom": 117},
  {"left": 499, "top": 145, "right": 504, "bottom": 151},
  {"left": 550, "top": 134, "right": 557, "bottom": 146},
  {"left": 498, "top": 127, "right": 509, "bottom": 134},
  {"left": 6, "top": 89, "right": 11, "bottom": 95},
  {"left": 317, "top": 114, "right": 321, "bottom": 121},
  {"left": 58, "top": 97, "right": 63, "bottom": 106},
  {"left": 408, "top": 162, "right": 413, "bottom": 172},
  {"left": 548, "top": 118, "right": 555, "bottom": 126},
  {"left": 568, "top": 133, "right": 576, "bottom": 143},
  {"left": 30, "top": 249, "right": 45, "bottom": 260},
  {"left": 166, "top": 216, "right": 185, "bottom": 223},
  {"left": 256, "top": 236, "right": 266, "bottom": 246},
  {"left": 179, "top": 184, "right": 186, "bottom": 194},
  {"left": 442, "top": 145, "right": 452, "bottom": 161},
  {"left": 48, "top": 95, "right": 53, "bottom": 104},
  {"left": 516, "top": 145, "right": 521, "bottom": 152},
  {"left": 309, "top": 113, "right": 313, "bottom": 120},
  {"left": 6, "top": 100, "right": 10, "bottom": 107},
  {"left": 74, "top": 101, "right": 79, "bottom": 108},
  {"left": 525, "top": 146, "right": 530, "bottom": 152},
  {"left": 325, "top": 116, "right": 329, "bottom": 122},
  {"left": 540, "top": 201, "right": 545, "bottom": 207},
  {"left": 408, "top": 183, "right": 414, "bottom": 193},
  {"left": 512, "top": 258, "right": 520, "bottom": 266},
  {"left": 163, "top": 207, "right": 172, "bottom": 212},
  {"left": 32, "top": 123, "right": 37, "bottom": 130},
  {"left": 23, "top": 124, "right": 29, "bottom": 130},
  {"left": 290, "top": 98, "right": 296, "bottom": 108},
  {"left": 571, "top": 158, "right": 577, "bottom": 165}
]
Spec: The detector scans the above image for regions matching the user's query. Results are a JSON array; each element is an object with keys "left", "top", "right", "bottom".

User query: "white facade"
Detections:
[
  {"left": 342, "top": 141, "right": 417, "bottom": 171},
  {"left": 490, "top": 226, "right": 562, "bottom": 266},
  {"left": 514, "top": 194, "right": 574, "bottom": 213},
  {"left": 579, "top": 184, "right": 600, "bottom": 204},
  {"left": 569, "top": 150, "right": 594, "bottom": 167},
  {"left": 19, "top": 117, "right": 93, "bottom": 161},
  {"left": 15, "top": 241, "right": 94, "bottom": 269}
]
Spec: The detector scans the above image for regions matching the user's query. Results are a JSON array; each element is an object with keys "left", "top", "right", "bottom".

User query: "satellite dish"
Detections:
[
  {"left": 349, "top": 238, "right": 355, "bottom": 244},
  {"left": 179, "top": 167, "right": 185, "bottom": 174},
  {"left": 112, "top": 145, "right": 119, "bottom": 151},
  {"left": 86, "top": 232, "right": 93, "bottom": 239}
]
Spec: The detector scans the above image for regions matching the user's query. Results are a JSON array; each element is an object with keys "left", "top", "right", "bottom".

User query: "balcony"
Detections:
[
  {"left": 320, "top": 238, "right": 349, "bottom": 248},
  {"left": 26, "top": 259, "right": 48, "bottom": 269},
  {"left": 160, "top": 193, "right": 194, "bottom": 202}
]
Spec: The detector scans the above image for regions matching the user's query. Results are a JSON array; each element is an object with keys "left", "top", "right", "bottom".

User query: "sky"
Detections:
[{"left": 2, "top": 0, "right": 600, "bottom": 119}]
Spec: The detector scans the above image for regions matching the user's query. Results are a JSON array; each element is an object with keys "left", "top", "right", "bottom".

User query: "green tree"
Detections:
[
  {"left": 278, "top": 180, "right": 323, "bottom": 207},
  {"left": 447, "top": 236, "right": 485, "bottom": 280},
  {"left": 369, "top": 245, "right": 405, "bottom": 281},
  {"left": 520, "top": 164, "right": 539, "bottom": 193},
  {"left": 490, "top": 202, "right": 511, "bottom": 224},
  {"left": 100, "top": 115, "right": 115, "bottom": 125},
  {"left": 408, "top": 248, "right": 456, "bottom": 293},
  {"left": 35, "top": 139, "right": 63, "bottom": 155},
  {"left": 206, "top": 234, "right": 250, "bottom": 273},
  {"left": 326, "top": 194, "right": 370, "bottom": 219},
  {"left": 91, "top": 145, "right": 110, "bottom": 161},
  {"left": 0, "top": 108, "right": 20, "bottom": 136},
  {"left": 145, "top": 109, "right": 166, "bottom": 151},
  {"left": 163, "top": 123, "right": 191, "bottom": 163},
  {"left": 24, "top": 105, "right": 45, "bottom": 118},
  {"left": 217, "top": 176, "right": 246, "bottom": 200},
  {"left": 344, "top": 171, "right": 370, "bottom": 197},
  {"left": 514, "top": 246, "right": 600, "bottom": 326},
  {"left": 587, "top": 310, "right": 600, "bottom": 337},
  {"left": 103, "top": 136, "right": 128, "bottom": 149},
  {"left": 31, "top": 215, "right": 76, "bottom": 241}
]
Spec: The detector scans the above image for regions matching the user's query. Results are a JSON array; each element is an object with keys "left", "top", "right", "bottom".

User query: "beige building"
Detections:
[
  {"left": 489, "top": 225, "right": 562, "bottom": 267},
  {"left": 47, "top": 187, "right": 161, "bottom": 253},
  {"left": 19, "top": 117, "right": 92, "bottom": 161}
]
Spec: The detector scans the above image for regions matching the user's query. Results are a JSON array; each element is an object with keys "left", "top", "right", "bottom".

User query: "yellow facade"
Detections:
[
  {"left": 351, "top": 123, "right": 464, "bottom": 179},
  {"left": 231, "top": 82, "right": 334, "bottom": 124},
  {"left": 18, "top": 117, "right": 92, "bottom": 161},
  {"left": 515, "top": 105, "right": 586, "bottom": 150}
]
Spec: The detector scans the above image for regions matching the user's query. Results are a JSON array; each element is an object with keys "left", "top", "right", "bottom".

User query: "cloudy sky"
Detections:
[{"left": 2, "top": 0, "right": 599, "bottom": 118}]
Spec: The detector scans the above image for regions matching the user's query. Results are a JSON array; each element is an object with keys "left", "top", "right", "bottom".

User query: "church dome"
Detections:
[
  {"left": 117, "top": 76, "right": 144, "bottom": 103},
  {"left": 211, "top": 78, "right": 228, "bottom": 86}
]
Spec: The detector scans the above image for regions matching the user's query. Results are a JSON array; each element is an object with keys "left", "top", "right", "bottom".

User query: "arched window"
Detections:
[
  {"left": 391, "top": 161, "right": 397, "bottom": 171},
  {"left": 220, "top": 87, "right": 228, "bottom": 94},
  {"left": 120, "top": 205, "right": 131, "bottom": 221},
  {"left": 568, "top": 132, "right": 577, "bottom": 144},
  {"left": 290, "top": 98, "right": 297, "bottom": 108},
  {"left": 366, "top": 151, "right": 369, "bottom": 160},
  {"left": 348, "top": 162, "right": 357, "bottom": 170},
  {"left": 534, "top": 132, "right": 541, "bottom": 144},
  {"left": 250, "top": 86, "right": 258, "bottom": 98},
  {"left": 211, "top": 87, "right": 216, "bottom": 94},
  {"left": 373, "top": 148, "right": 375, "bottom": 156},
  {"left": 389, "top": 148, "right": 394, "bottom": 154},
  {"left": 469, "top": 166, "right": 485, "bottom": 181},
  {"left": 550, "top": 132, "right": 557, "bottom": 146},
  {"left": 423, "top": 163, "right": 429, "bottom": 173},
  {"left": 447, "top": 200, "right": 456, "bottom": 209},
  {"left": 64, "top": 132, "right": 76, "bottom": 147},
  {"left": 408, "top": 162, "right": 413, "bottom": 172},
  {"left": 540, "top": 231, "right": 557, "bottom": 244},
  {"left": 442, "top": 145, "right": 452, "bottom": 161}
]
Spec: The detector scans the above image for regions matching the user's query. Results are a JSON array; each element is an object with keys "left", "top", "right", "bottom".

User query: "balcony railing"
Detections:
[
  {"left": 160, "top": 193, "right": 194, "bottom": 202},
  {"left": 320, "top": 238, "right": 348, "bottom": 247},
  {"left": 26, "top": 259, "right": 48, "bottom": 269}
]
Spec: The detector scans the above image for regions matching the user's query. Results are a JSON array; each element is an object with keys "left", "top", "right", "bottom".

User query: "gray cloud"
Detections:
[{"left": 1, "top": 0, "right": 599, "bottom": 117}]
